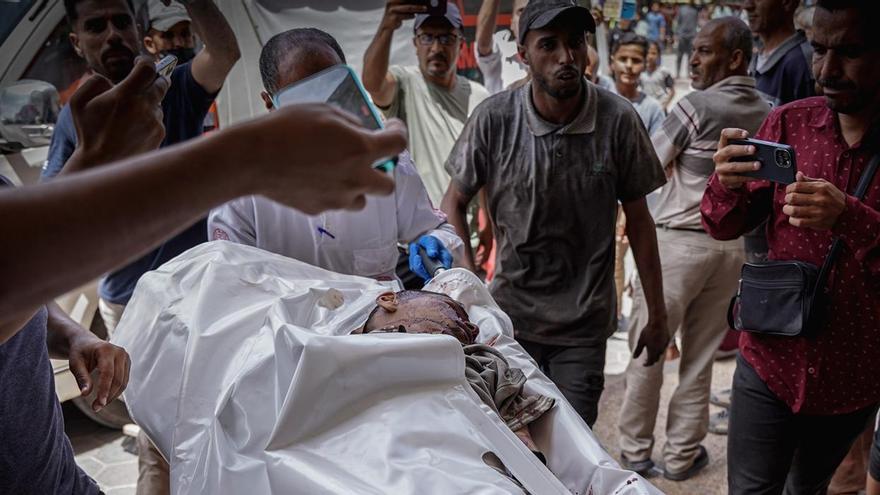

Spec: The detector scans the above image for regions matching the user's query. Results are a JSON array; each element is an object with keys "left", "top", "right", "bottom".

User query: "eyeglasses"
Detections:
[{"left": 415, "top": 33, "right": 460, "bottom": 46}]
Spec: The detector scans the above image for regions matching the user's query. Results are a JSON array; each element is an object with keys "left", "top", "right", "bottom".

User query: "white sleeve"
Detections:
[
  {"left": 207, "top": 197, "right": 258, "bottom": 246},
  {"left": 394, "top": 151, "right": 464, "bottom": 261},
  {"left": 475, "top": 42, "right": 503, "bottom": 95}
]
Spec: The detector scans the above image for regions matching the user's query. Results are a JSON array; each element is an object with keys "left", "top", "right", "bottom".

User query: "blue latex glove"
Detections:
[{"left": 408, "top": 235, "right": 453, "bottom": 282}]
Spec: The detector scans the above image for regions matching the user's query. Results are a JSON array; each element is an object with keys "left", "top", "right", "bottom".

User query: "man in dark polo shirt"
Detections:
[{"left": 442, "top": 0, "right": 668, "bottom": 427}]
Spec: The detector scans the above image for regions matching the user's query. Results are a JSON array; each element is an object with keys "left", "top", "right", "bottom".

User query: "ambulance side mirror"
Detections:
[{"left": 0, "top": 79, "right": 60, "bottom": 154}]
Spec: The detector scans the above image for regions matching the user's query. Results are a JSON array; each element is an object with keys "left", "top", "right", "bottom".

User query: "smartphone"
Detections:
[
  {"left": 729, "top": 137, "right": 797, "bottom": 185},
  {"left": 410, "top": 0, "right": 447, "bottom": 16},
  {"left": 274, "top": 64, "right": 397, "bottom": 173},
  {"left": 155, "top": 54, "right": 177, "bottom": 78}
]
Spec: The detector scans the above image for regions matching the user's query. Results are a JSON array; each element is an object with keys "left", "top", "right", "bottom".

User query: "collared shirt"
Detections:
[
  {"left": 208, "top": 152, "right": 462, "bottom": 280},
  {"left": 749, "top": 30, "right": 815, "bottom": 108},
  {"left": 382, "top": 65, "right": 490, "bottom": 205},
  {"left": 653, "top": 76, "right": 769, "bottom": 229},
  {"left": 446, "top": 80, "right": 665, "bottom": 346},
  {"left": 701, "top": 97, "right": 880, "bottom": 415}
]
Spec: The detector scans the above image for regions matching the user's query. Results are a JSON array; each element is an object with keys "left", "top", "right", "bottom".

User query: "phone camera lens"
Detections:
[{"left": 775, "top": 149, "right": 792, "bottom": 168}]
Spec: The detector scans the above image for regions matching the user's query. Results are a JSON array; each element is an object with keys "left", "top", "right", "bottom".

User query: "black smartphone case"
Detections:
[{"left": 729, "top": 138, "right": 797, "bottom": 185}]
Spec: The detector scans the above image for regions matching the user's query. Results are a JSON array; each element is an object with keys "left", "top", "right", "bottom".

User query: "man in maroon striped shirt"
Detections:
[{"left": 701, "top": 0, "right": 880, "bottom": 493}]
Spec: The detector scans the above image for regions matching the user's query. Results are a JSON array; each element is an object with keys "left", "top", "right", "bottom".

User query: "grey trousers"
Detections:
[
  {"left": 519, "top": 339, "right": 607, "bottom": 427},
  {"left": 619, "top": 228, "right": 744, "bottom": 472}
]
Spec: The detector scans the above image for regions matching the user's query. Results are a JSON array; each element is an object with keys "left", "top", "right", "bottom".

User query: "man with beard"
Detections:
[
  {"left": 44, "top": 0, "right": 239, "bottom": 329},
  {"left": 703, "top": 1, "right": 880, "bottom": 492},
  {"left": 363, "top": 1, "right": 489, "bottom": 208},
  {"left": 442, "top": 0, "right": 668, "bottom": 428},
  {"left": 41, "top": 0, "right": 238, "bottom": 493}
]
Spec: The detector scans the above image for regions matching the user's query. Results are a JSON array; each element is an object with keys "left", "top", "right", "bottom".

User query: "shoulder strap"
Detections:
[{"left": 814, "top": 153, "right": 880, "bottom": 297}]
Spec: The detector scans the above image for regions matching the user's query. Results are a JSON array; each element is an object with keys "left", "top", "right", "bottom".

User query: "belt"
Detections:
[{"left": 656, "top": 223, "right": 706, "bottom": 234}]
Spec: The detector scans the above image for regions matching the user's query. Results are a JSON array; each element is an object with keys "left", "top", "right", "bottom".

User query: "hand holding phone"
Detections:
[
  {"left": 274, "top": 65, "right": 398, "bottom": 172},
  {"left": 713, "top": 129, "right": 796, "bottom": 190},
  {"left": 155, "top": 55, "right": 178, "bottom": 79},
  {"left": 410, "top": 0, "right": 447, "bottom": 16},
  {"left": 729, "top": 137, "right": 797, "bottom": 185}
]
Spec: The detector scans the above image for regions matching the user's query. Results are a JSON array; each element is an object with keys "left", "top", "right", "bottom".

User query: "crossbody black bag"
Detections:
[{"left": 727, "top": 154, "right": 880, "bottom": 337}]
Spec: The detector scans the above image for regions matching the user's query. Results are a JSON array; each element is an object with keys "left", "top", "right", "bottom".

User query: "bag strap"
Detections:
[{"left": 813, "top": 154, "right": 880, "bottom": 300}]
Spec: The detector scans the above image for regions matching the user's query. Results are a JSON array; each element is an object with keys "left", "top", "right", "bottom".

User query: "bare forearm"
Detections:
[
  {"left": 0, "top": 130, "right": 250, "bottom": 331},
  {"left": 624, "top": 201, "right": 666, "bottom": 321},
  {"left": 476, "top": 0, "right": 501, "bottom": 56},
  {"left": 441, "top": 189, "right": 477, "bottom": 271},
  {"left": 188, "top": 0, "right": 241, "bottom": 92},
  {"left": 45, "top": 302, "right": 85, "bottom": 359},
  {"left": 363, "top": 28, "right": 394, "bottom": 96}
]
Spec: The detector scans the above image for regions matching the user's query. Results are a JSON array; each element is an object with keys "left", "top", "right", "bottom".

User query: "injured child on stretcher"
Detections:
[
  {"left": 357, "top": 290, "right": 555, "bottom": 462},
  {"left": 113, "top": 242, "right": 660, "bottom": 495}
]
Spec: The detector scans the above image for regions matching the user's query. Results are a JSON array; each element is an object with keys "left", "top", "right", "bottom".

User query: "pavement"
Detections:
[{"left": 65, "top": 402, "right": 137, "bottom": 494}]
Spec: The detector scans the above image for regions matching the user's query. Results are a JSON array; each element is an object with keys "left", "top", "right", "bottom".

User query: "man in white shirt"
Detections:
[
  {"left": 475, "top": 0, "right": 530, "bottom": 94},
  {"left": 210, "top": 28, "right": 462, "bottom": 282},
  {"left": 362, "top": 1, "right": 489, "bottom": 206}
]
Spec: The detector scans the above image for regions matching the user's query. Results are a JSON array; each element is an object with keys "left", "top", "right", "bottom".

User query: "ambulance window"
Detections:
[
  {"left": 21, "top": 20, "right": 89, "bottom": 105},
  {"left": 0, "top": 0, "right": 37, "bottom": 47}
]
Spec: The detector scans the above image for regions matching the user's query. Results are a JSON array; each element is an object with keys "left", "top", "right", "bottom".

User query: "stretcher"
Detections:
[{"left": 112, "top": 241, "right": 661, "bottom": 495}]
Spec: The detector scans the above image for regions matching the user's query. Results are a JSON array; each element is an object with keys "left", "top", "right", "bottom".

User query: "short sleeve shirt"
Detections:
[
  {"left": 382, "top": 65, "right": 490, "bottom": 205},
  {"left": 445, "top": 81, "right": 666, "bottom": 345},
  {"left": 0, "top": 307, "right": 100, "bottom": 494},
  {"left": 42, "top": 62, "right": 218, "bottom": 305}
]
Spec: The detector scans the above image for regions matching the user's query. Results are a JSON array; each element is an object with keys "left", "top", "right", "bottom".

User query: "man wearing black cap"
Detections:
[
  {"left": 363, "top": 0, "right": 490, "bottom": 207},
  {"left": 442, "top": 0, "right": 669, "bottom": 428}
]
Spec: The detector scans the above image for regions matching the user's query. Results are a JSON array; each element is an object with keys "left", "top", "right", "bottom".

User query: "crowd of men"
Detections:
[{"left": 1, "top": 0, "right": 879, "bottom": 494}]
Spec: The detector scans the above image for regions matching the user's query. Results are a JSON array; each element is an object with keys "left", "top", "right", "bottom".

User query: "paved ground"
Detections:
[{"left": 65, "top": 402, "right": 137, "bottom": 494}]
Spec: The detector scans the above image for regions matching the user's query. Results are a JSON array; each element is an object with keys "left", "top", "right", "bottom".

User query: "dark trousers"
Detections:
[
  {"left": 728, "top": 355, "right": 877, "bottom": 495},
  {"left": 675, "top": 36, "right": 694, "bottom": 77},
  {"left": 519, "top": 339, "right": 606, "bottom": 427}
]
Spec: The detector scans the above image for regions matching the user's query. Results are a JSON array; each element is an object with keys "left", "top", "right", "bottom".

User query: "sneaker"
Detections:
[
  {"left": 709, "top": 388, "right": 732, "bottom": 408},
  {"left": 708, "top": 409, "right": 729, "bottom": 435},
  {"left": 663, "top": 445, "right": 709, "bottom": 481},
  {"left": 620, "top": 454, "right": 657, "bottom": 477}
]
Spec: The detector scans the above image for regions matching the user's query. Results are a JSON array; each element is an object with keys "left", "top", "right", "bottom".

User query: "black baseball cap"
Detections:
[
  {"left": 413, "top": 2, "right": 463, "bottom": 32},
  {"left": 518, "top": 0, "right": 596, "bottom": 43}
]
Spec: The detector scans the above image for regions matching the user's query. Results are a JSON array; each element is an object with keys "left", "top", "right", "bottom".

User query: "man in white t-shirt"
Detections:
[
  {"left": 474, "top": 0, "right": 530, "bottom": 94},
  {"left": 363, "top": 1, "right": 490, "bottom": 207}
]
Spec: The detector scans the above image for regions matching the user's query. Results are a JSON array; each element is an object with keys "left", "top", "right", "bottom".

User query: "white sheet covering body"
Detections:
[{"left": 113, "top": 242, "right": 660, "bottom": 495}]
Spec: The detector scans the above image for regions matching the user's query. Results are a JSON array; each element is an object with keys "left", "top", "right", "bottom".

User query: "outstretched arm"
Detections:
[
  {"left": 363, "top": 0, "right": 425, "bottom": 107},
  {"left": 185, "top": 0, "right": 241, "bottom": 93},
  {"left": 0, "top": 92, "right": 405, "bottom": 343}
]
